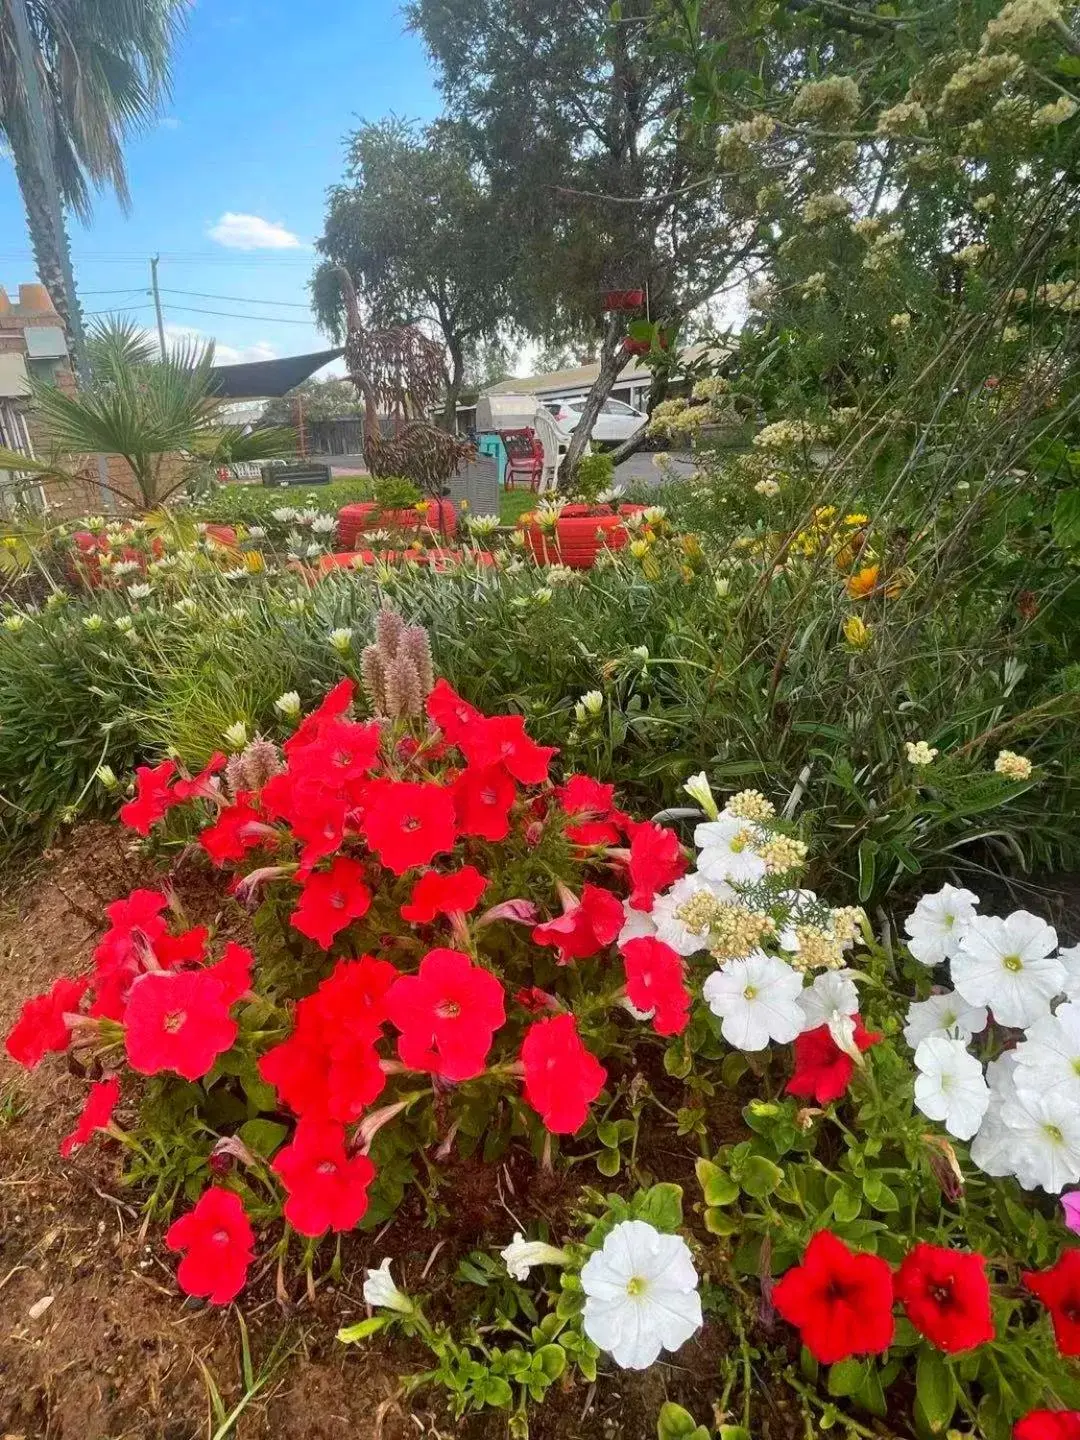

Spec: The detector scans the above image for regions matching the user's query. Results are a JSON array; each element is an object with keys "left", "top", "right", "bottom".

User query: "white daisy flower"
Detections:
[
  {"left": 903, "top": 884, "right": 979, "bottom": 967},
  {"left": 903, "top": 990, "right": 988, "bottom": 1049},
  {"left": 580, "top": 1220, "right": 702, "bottom": 1370},
  {"left": 1000, "top": 1088, "right": 1080, "bottom": 1194},
  {"left": 311, "top": 514, "right": 337, "bottom": 534},
  {"left": 694, "top": 814, "right": 767, "bottom": 886},
  {"left": 913, "top": 1035, "right": 990, "bottom": 1141},
  {"left": 951, "top": 910, "right": 1063, "bottom": 1029},
  {"left": 702, "top": 951, "right": 805, "bottom": 1052},
  {"left": 1013, "top": 1001, "right": 1080, "bottom": 1107},
  {"left": 271, "top": 507, "right": 298, "bottom": 523}
]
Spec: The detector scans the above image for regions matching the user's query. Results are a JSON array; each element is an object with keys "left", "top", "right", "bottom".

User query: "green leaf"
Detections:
[
  {"left": 237, "top": 1118, "right": 288, "bottom": 1158},
  {"left": 635, "top": 1182, "right": 684, "bottom": 1232},
  {"left": 832, "top": 1187, "right": 862, "bottom": 1223},
  {"left": 536, "top": 1344, "right": 566, "bottom": 1380},
  {"left": 856, "top": 840, "right": 877, "bottom": 903},
  {"left": 596, "top": 1147, "right": 621, "bottom": 1177},
  {"left": 657, "top": 1402, "right": 711, "bottom": 1440},
  {"left": 476, "top": 1374, "right": 513, "bottom": 1408},
  {"left": 1053, "top": 489, "right": 1080, "bottom": 548},
  {"left": 696, "top": 1158, "right": 739, "bottom": 1206},
  {"left": 915, "top": 1346, "right": 957, "bottom": 1434},
  {"left": 740, "top": 1155, "right": 783, "bottom": 1198},
  {"left": 827, "top": 1358, "right": 868, "bottom": 1398},
  {"left": 704, "top": 1206, "right": 740, "bottom": 1236},
  {"left": 597, "top": 1120, "right": 621, "bottom": 1148}
]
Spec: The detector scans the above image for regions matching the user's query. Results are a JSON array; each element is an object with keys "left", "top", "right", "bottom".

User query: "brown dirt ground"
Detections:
[{"left": 0, "top": 827, "right": 763, "bottom": 1440}]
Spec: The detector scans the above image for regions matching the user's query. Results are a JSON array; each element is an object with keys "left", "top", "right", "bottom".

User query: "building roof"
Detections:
[{"left": 485, "top": 343, "right": 724, "bottom": 398}]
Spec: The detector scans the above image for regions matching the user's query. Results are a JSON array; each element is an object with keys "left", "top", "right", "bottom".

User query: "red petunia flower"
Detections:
[
  {"left": 400, "top": 866, "right": 488, "bottom": 925},
  {"left": 200, "top": 795, "right": 273, "bottom": 867},
  {"left": 59, "top": 1075, "right": 121, "bottom": 1158},
  {"left": 386, "top": 948, "right": 505, "bottom": 1081},
  {"left": 290, "top": 856, "right": 372, "bottom": 948},
  {"left": 272, "top": 1118, "right": 376, "bottom": 1236},
  {"left": 165, "top": 1186, "right": 255, "bottom": 1305},
  {"left": 773, "top": 1230, "right": 895, "bottom": 1364},
  {"left": 300, "top": 718, "right": 381, "bottom": 785},
  {"left": 459, "top": 713, "right": 558, "bottom": 784},
  {"left": 532, "top": 883, "right": 624, "bottom": 964},
  {"left": 171, "top": 752, "right": 227, "bottom": 803},
  {"left": 6, "top": 976, "right": 88, "bottom": 1068},
  {"left": 258, "top": 956, "right": 395, "bottom": 1121},
  {"left": 105, "top": 887, "right": 171, "bottom": 937},
  {"left": 123, "top": 970, "right": 239, "bottom": 1080},
  {"left": 565, "top": 819, "right": 623, "bottom": 848},
  {"left": 119, "top": 759, "right": 178, "bottom": 835},
  {"left": 894, "top": 1243, "right": 994, "bottom": 1353},
  {"left": 558, "top": 775, "right": 616, "bottom": 817},
  {"left": 620, "top": 936, "right": 691, "bottom": 1036},
  {"left": 426, "top": 677, "right": 482, "bottom": 745},
  {"left": 360, "top": 779, "right": 457, "bottom": 874},
  {"left": 520, "top": 1012, "right": 606, "bottom": 1134},
  {"left": 204, "top": 942, "right": 254, "bottom": 1003},
  {"left": 284, "top": 677, "right": 356, "bottom": 755},
  {"left": 625, "top": 820, "right": 687, "bottom": 912},
  {"left": 155, "top": 926, "right": 210, "bottom": 968},
  {"left": 786, "top": 1016, "right": 882, "bottom": 1104},
  {"left": 1024, "top": 1250, "right": 1080, "bottom": 1356},
  {"left": 452, "top": 764, "right": 517, "bottom": 841},
  {"left": 1015, "top": 1413, "right": 1080, "bottom": 1440}
]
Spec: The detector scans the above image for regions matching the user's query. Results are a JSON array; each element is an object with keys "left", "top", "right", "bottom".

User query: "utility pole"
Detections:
[
  {"left": 5, "top": 0, "right": 89, "bottom": 386},
  {"left": 150, "top": 255, "right": 167, "bottom": 358}
]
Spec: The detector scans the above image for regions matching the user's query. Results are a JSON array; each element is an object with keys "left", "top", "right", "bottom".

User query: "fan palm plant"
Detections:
[
  {"left": 0, "top": 0, "right": 187, "bottom": 337},
  {"left": 0, "top": 319, "right": 297, "bottom": 510}
]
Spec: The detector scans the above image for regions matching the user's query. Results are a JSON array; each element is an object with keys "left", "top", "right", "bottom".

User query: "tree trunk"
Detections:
[
  {"left": 442, "top": 337, "right": 465, "bottom": 432},
  {"left": 10, "top": 138, "right": 80, "bottom": 348},
  {"left": 560, "top": 312, "right": 626, "bottom": 485}
]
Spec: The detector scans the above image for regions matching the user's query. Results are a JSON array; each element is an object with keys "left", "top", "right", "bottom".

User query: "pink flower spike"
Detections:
[{"left": 1062, "top": 1191, "right": 1080, "bottom": 1234}]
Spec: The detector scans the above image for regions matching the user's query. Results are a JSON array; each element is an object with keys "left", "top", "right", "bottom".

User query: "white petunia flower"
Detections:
[
  {"left": 683, "top": 772, "right": 719, "bottom": 819},
  {"left": 903, "top": 990, "right": 988, "bottom": 1049},
  {"left": 797, "top": 969, "right": 859, "bottom": 1033},
  {"left": 999, "top": 1088, "right": 1080, "bottom": 1194},
  {"left": 1013, "top": 1002, "right": 1080, "bottom": 1107},
  {"left": 580, "top": 1220, "right": 702, "bottom": 1370},
  {"left": 702, "top": 951, "right": 805, "bottom": 1052},
  {"left": 500, "top": 1233, "right": 570, "bottom": 1282},
  {"left": 617, "top": 901, "right": 657, "bottom": 949},
  {"left": 651, "top": 872, "right": 732, "bottom": 957},
  {"left": 694, "top": 814, "right": 767, "bottom": 886},
  {"left": 903, "top": 884, "right": 979, "bottom": 967},
  {"left": 913, "top": 1035, "right": 990, "bottom": 1141},
  {"left": 1058, "top": 943, "right": 1080, "bottom": 1002},
  {"left": 951, "top": 910, "right": 1063, "bottom": 1029},
  {"left": 971, "top": 1052, "right": 1024, "bottom": 1178},
  {"left": 362, "top": 1258, "right": 414, "bottom": 1314}
]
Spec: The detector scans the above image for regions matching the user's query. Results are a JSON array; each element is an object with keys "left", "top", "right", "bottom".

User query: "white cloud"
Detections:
[
  {"left": 160, "top": 324, "right": 278, "bottom": 365},
  {"left": 207, "top": 212, "right": 305, "bottom": 250}
]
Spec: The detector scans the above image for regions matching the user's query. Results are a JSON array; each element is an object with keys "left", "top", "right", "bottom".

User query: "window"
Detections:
[{"left": 600, "top": 399, "right": 639, "bottom": 416}]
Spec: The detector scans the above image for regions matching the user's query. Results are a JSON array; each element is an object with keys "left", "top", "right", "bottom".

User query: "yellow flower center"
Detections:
[
  {"left": 626, "top": 1276, "right": 648, "bottom": 1297},
  {"left": 1002, "top": 953, "right": 1024, "bottom": 973}
]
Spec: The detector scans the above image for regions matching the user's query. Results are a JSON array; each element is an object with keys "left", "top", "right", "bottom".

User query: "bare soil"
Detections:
[{"left": 0, "top": 828, "right": 749, "bottom": 1440}]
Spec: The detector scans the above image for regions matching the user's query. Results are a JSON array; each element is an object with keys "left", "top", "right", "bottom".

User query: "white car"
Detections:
[{"left": 545, "top": 396, "right": 648, "bottom": 446}]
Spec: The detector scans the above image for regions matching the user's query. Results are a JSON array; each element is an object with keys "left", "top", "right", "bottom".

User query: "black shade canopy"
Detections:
[{"left": 207, "top": 348, "right": 345, "bottom": 399}]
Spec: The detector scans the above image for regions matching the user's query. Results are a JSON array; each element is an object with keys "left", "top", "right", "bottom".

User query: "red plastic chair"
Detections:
[{"left": 500, "top": 428, "right": 545, "bottom": 491}]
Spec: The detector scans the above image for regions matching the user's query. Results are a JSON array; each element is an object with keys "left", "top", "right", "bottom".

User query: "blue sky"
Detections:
[{"left": 0, "top": 0, "right": 441, "bottom": 369}]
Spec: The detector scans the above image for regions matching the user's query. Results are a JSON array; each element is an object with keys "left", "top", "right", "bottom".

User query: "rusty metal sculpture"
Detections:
[{"left": 335, "top": 268, "right": 475, "bottom": 494}]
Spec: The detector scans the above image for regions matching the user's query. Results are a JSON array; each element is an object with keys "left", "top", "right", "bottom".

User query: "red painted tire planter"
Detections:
[
  {"left": 338, "top": 500, "right": 457, "bottom": 547},
  {"left": 520, "top": 512, "right": 628, "bottom": 569}
]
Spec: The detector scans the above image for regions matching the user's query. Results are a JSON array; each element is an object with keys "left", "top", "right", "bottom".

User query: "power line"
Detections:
[
  {"left": 85, "top": 300, "right": 318, "bottom": 326},
  {"left": 159, "top": 287, "right": 313, "bottom": 308}
]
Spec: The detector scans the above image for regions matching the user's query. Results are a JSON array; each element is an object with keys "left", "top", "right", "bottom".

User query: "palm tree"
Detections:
[
  {"left": 0, "top": 319, "right": 298, "bottom": 510},
  {"left": 0, "top": 0, "right": 187, "bottom": 339}
]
